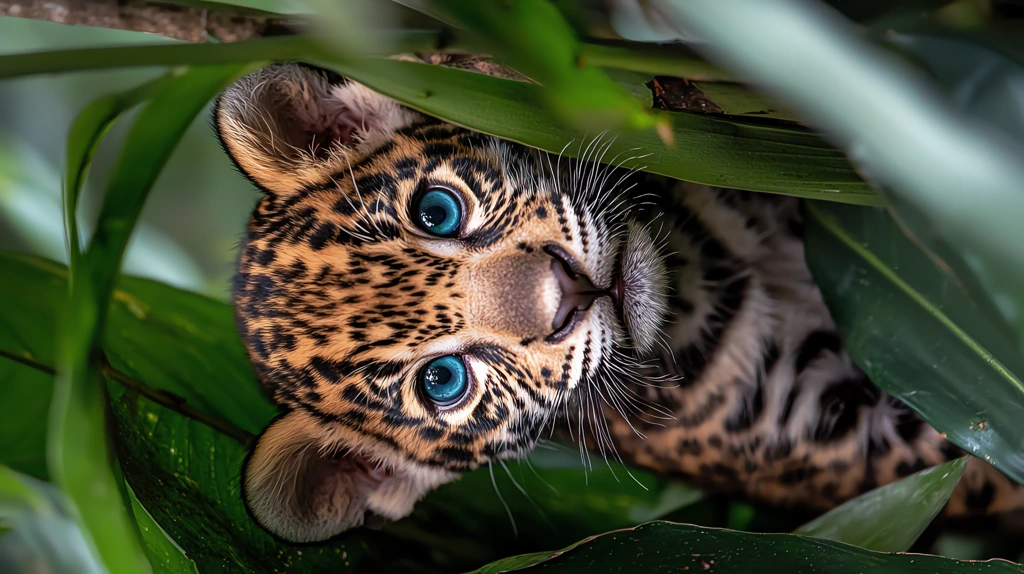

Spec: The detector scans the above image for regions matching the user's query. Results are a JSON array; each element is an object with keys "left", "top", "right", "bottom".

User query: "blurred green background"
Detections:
[
  {"left": 0, "top": 18, "right": 257, "bottom": 300},
  {"left": 4, "top": 2, "right": 1024, "bottom": 569}
]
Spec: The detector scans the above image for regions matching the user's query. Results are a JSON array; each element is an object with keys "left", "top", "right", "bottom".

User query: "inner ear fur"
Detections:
[
  {"left": 243, "top": 409, "right": 460, "bottom": 543},
  {"left": 242, "top": 410, "right": 373, "bottom": 543},
  {"left": 215, "top": 63, "right": 415, "bottom": 195}
]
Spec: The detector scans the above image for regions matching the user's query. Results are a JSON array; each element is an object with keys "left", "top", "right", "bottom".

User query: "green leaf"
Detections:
[
  {"left": 692, "top": 81, "right": 798, "bottom": 121},
  {"left": 0, "top": 464, "right": 196, "bottom": 573},
  {"left": 879, "top": 31, "right": 1024, "bottom": 351},
  {"left": 51, "top": 64, "right": 253, "bottom": 574},
  {"left": 468, "top": 549, "right": 559, "bottom": 574},
  {"left": 654, "top": 0, "right": 1024, "bottom": 343},
  {"left": 470, "top": 521, "right": 1024, "bottom": 573},
  {"left": 411, "top": 454, "right": 702, "bottom": 561},
  {"left": 0, "top": 36, "right": 314, "bottom": 80},
  {"left": 0, "top": 359, "right": 51, "bottom": 481},
  {"left": 0, "top": 251, "right": 701, "bottom": 572},
  {"left": 63, "top": 73, "right": 175, "bottom": 268},
  {"left": 0, "top": 37, "right": 875, "bottom": 203},
  {"left": 0, "top": 465, "right": 105, "bottom": 574},
  {"left": 823, "top": 0, "right": 956, "bottom": 22},
  {"left": 314, "top": 56, "right": 875, "bottom": 203},
  {"left": 805, "top": 202, "right": 1024, "bottom": 484},
  {"left": 0, "top": 464, "right": 47, "bottom": 515},
  {"left": 579, "top": 41, "right": 727, "bottom": 81},
  {"left": 795, "top": 457, "right": 968, "bottom": 552},
  {"left": 127, "top": 485, "right": 201, "bottom": 574},
  {"left": 412, "top": 0, "right": 667, "bottom": 133},
  {"left": 0, "top": 253, "right": 270, "bottom": 440}
]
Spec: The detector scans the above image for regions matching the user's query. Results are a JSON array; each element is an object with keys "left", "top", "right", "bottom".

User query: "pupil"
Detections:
[
  {"left": 427, "top": 366, "right": 452, "bottom": 387},
  {"left": 422, "top": 205, "right": 448, "bottom": 228}
]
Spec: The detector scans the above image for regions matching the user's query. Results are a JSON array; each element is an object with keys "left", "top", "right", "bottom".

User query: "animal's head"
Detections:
[{"left": 215, "top": 63, "right": 670, "bottom": 542}]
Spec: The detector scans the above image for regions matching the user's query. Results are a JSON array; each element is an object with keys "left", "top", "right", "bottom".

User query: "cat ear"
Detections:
[
  {"left": 215, "top": 63, "right": 417, "bottom": 195},
  {"left": 242, "top": 410, "right": 454, "bottom": 543}
]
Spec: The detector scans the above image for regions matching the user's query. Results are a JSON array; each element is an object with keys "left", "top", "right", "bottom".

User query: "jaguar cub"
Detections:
[{"left": 215, "top": 63, "right": 1023, "bottom": 543}]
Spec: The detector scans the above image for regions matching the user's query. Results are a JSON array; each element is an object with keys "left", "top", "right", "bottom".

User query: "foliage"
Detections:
[{"left": 1, "top": 0, "right": 1023, "bottom": 572}]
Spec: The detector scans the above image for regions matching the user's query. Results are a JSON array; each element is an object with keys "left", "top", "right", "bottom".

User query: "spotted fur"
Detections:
[{"left": 215, "top": 63, "right": 1023, "bottom": 543}]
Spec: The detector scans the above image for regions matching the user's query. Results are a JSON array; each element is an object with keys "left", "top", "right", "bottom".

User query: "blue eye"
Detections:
[
  {"left": 420, "top": 355, "right": 468, "bottom": 406},
  {"left": 415, "top": 188, "right": 462, "bottom": 237}
]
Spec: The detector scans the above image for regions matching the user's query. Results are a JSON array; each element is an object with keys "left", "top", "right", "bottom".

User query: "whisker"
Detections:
[{"left": 489, "top": 461, "right": 519, "bottom": 537}]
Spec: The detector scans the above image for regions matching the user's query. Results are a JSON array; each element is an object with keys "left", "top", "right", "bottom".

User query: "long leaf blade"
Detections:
[
  {"left": 63, "top": 74, "right": 174, "bottom": 269},
  {"left": 469, "top": 521, "right": 1024, "bottom": 573},
  {"left": 795, "top": 457, "right": 968, "bottom": 552},
  {"left": 50, "top": 64, "right": 252, "bottom": 574}
]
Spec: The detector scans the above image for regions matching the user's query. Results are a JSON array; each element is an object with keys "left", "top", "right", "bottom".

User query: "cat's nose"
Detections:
[
  {"left": 545, "top": 244, "right": 610, "bottom": 342},
  {"left": 465, "top": 251, "right": 561, "bottom": 340}
]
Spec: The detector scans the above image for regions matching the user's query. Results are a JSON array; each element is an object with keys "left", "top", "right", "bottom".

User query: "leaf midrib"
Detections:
[
  {"left": 0, "top": 347, "right": 253, "bottom": 446},
  {"left": 806, "top": 202, "right": 1024, "bottom": 397}
]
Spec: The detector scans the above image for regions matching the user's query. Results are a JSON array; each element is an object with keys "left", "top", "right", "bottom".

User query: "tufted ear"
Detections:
[
  {"left": 215, "top": 63, "right": 418, "bottom": 195},
  {"left": 242, "top": 410, "right": 454, "bottom": 543}
]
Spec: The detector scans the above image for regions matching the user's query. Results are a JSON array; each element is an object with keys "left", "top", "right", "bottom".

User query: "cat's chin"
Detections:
[{"left": 616, "top": 219, "right": 670, "bottom": 356}]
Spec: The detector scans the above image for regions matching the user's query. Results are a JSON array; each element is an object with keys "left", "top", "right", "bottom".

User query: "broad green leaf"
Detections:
[
  {"left": 51, "top": 64, "right": 253, "bottom": 574},
  {"left": 0, "top": 38, "right": 875, "bottom": 203},
  {"left": 0, "top": 252, "right": 272, "bottom": 438},
  {"left": 410, "top": 456, "right": 702, "bottom": 561},
  {"left": 805, "top": 202, "right": 1024, "bottom": 484},
  {"left": 0, "top": 251, "right": 701, "bottom": 572},
  {"left": 0, "top": 36, "right": 315, "bottom": 80},
  {"left": 470, "top": 521, "right": 1024, "bottom": 573},
  {"left": 0, "top": 360, "right": 51, "bottom": 481},
  {"left": 795, "top": 457, "right": 968, "bottom": 552},
  {"left": 127, "top": 485, "right": 201, "bottom": 574}
]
